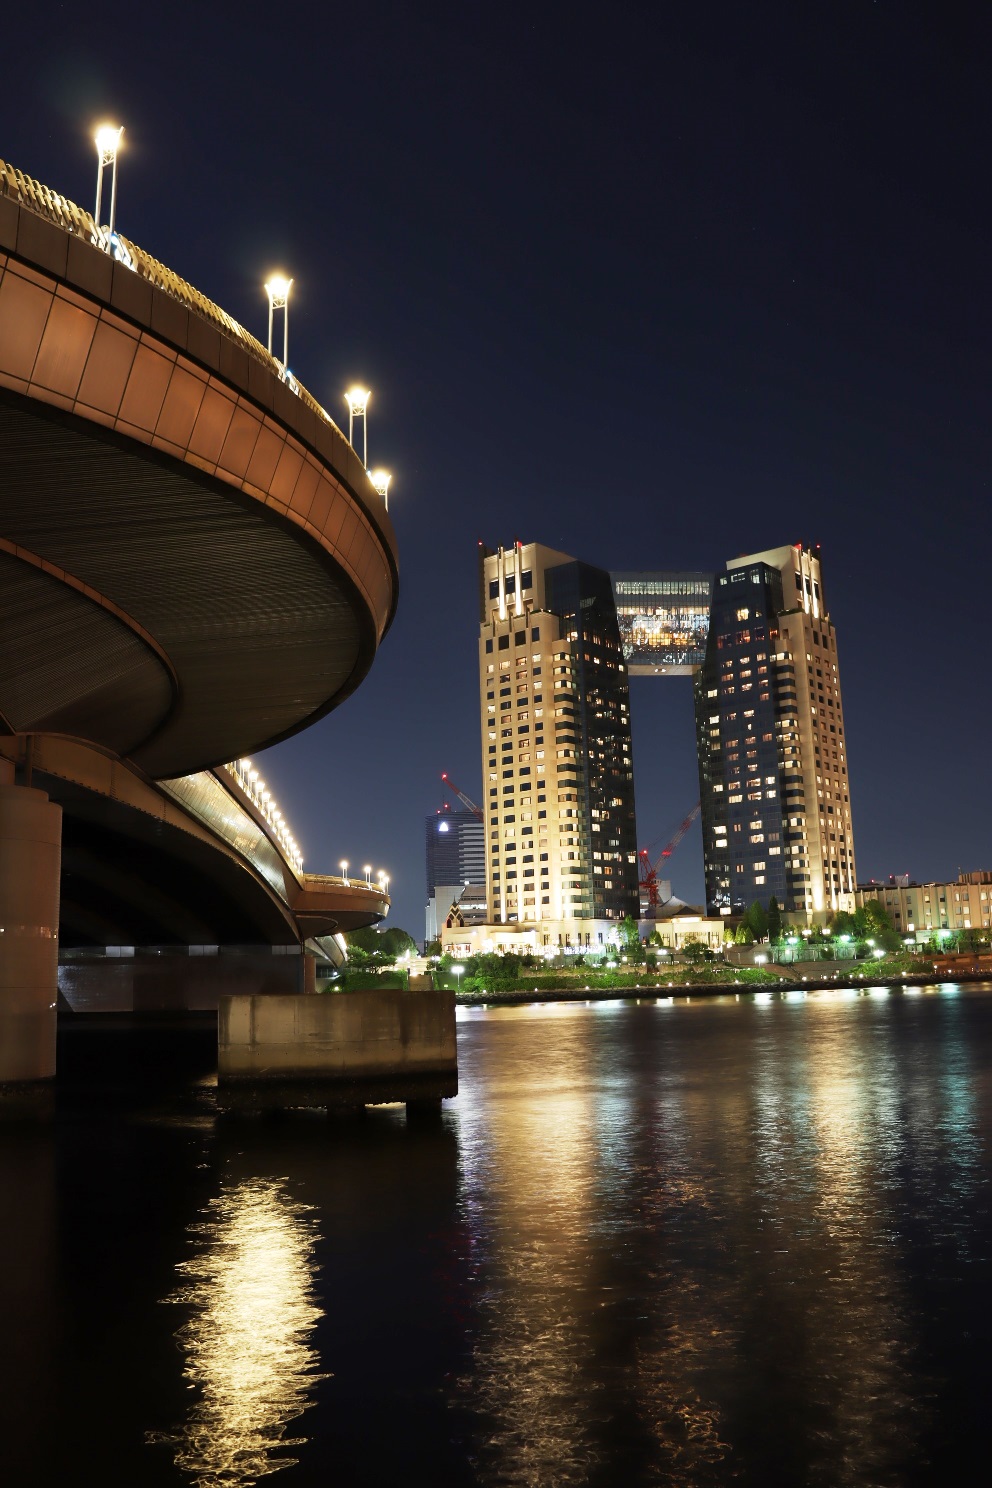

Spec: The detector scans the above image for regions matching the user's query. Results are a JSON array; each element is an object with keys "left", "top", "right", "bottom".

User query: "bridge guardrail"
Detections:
[{"left": 0, "top": 156, "right": 346, "bottom": 444}]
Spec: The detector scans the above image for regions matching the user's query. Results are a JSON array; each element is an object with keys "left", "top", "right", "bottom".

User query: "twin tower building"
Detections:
[{"left": 472, "top": 539, "right": 856, "bottom": 949}]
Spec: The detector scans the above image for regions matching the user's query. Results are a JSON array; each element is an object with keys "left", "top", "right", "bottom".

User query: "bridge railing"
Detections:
[
  {"left": 301, "top": 873, "right": 386, "bottom": 896},
  {"left": 223, "top": 758, "right": 304, "bottom": 876},
  {"left": 0, "top": 156, "right": 347, "bottom": 444}
]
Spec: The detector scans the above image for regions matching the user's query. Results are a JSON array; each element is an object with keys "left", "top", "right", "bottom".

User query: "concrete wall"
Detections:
[
  {"left": 58, "top": 950, "right": 306, "bottom": 1012},
  {"left": 218, "top": 988, "right": 456, "bottom": 1085}
]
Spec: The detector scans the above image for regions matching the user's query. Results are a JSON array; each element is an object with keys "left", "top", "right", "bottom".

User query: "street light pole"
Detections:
[
  {"left": 264, "top": 276, "right": 293, "bottom": 366},
  {"left": 94, "top": 125, "right": 123, "bottom": 233},
  {"left": 344, "top": 387, "right": 371, "bottom": 465},
  {"left": 368, "top": 469, "right": 391, "bottom": 510}
]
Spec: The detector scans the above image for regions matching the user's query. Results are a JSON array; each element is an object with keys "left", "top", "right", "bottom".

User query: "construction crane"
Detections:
[
  {"left": 440, "top": 773, "right": 483, "bottom": 821},
  {"left": 638, "top": 802, "right": 701, "bottom": 911}
]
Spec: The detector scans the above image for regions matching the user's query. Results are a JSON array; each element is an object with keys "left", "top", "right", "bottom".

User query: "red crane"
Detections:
[
  {"left": 638, "top": 802, "right": 701, "bottom": 910},
  {"left": 440, "top": 773, "right": 483, "bottom": 821}
]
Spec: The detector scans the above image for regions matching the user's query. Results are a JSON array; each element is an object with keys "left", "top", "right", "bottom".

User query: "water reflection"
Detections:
[
  {"left": 152, "top": 1176, "right": 326, "bottom": 1486},
  {"left": 453, "top": 991, "right": 992, "bottom": 1486},
  {"left": 456, "top": 1004, "right": 732, "bottom": 1484}
]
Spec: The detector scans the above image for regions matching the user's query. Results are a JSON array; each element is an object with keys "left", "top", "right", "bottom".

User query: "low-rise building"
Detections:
[
  {"left": 856, "top": 872, "right": 992, "bottom": 937},
  {"left": 647, "top": 913, "right": 726, "bottom": 952}
]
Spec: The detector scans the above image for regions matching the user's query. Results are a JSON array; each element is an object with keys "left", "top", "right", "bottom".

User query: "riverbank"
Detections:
[{"left": 456, "top": 969, "right": 992, "bottom": 1006}]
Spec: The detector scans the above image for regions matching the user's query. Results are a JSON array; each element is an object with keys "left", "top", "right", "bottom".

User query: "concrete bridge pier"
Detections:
[{"left": 0, "top": 775, "right": 62, "bottom": 1086}]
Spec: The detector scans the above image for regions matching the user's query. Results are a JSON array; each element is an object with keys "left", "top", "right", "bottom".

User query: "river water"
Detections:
[{"left": 1, "top": 985, "right": 990, "bottom": 1487}]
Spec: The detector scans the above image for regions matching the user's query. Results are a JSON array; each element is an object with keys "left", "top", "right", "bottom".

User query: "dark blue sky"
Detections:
[{"left": 6, "top": 2, "right": 990, "bottom": 936}]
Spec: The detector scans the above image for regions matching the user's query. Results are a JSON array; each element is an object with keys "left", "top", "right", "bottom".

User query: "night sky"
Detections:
[{"left": 5, "top": 2, "right": 990, "bottom": 938}]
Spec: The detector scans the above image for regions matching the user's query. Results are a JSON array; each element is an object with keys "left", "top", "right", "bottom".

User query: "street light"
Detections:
[
  {"left": 264, "top": 276, "right": 293, "bottom": 366},
  {"left": 363, "top": 864, "right": 372, "bottom": 886},
  {"left": 94, "top": 124, "right": 123, "bottom": 234},
  {"left": 344, "top": 387, "right": 370, "bottom": 464},
  {"left": 368, "top": 468, "right": 391, "bottom": 510},
  {"left": 340, "top": 859, "right": 349, "bottom": 885},
  {"left": 452, "top": 963, "right": 465, "bottom": 993}
]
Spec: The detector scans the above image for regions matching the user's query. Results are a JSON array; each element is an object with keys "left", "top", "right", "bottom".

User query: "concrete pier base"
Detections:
[
  {"left": 0, "top": 784, "right": 62, "bottom": 1088},
  {"left": 217, "top": 988, "right": 457, "bottom": 1113}
]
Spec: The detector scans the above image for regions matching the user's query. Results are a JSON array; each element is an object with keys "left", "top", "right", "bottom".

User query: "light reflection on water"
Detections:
[
  {"left": 150, "top": 1176, "right": 326, "bottom": 1486},
  {"left": 17, "top": 985, "right": 988, "bottom": 1487},
  {"left": 453, "top": 989, "right": 991, "bottom": 1486}
]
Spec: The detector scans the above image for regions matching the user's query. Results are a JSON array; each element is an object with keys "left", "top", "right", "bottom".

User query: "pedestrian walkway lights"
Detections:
[
  {"left": 93, "top": 124, "right": 123, "bottom": 233},
  {"left": 344, "top": 386, "right": 370, "bottom": 465},
  {"left": 264, "top": 276, "right": 293, "bottom": 367}
]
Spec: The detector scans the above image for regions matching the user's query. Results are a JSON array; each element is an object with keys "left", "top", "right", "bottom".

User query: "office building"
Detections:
[
  {"left": 424, "top": 808, "right": 485, "bottom": 944},
  {"left": 476, "top": 540, "right": 639, "bottom": 949},
  {"left": 695, "top": 543, "right": 856, "bottom": 921},
  {"left": 426, "top": 809, "right": 485, "bottom": 895}
]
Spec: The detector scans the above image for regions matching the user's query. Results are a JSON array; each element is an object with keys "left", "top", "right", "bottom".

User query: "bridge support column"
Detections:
[{"left": 0, "top": 785, "right": 62, "bottom": 1085}]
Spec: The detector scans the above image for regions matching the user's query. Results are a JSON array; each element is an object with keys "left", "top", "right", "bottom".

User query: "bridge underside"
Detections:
[
  {"left": 54, "top": 777, "right": 298, "bottom": 948},
  {"left": 0, "top": 391, "right": 371, "bottom": 779},
  {"left": 0, "top": 180, "right": 400, "bottom": 1086}
]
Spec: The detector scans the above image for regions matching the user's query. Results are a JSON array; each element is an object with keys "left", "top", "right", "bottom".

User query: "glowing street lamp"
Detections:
[
  {"left": 452, "top": 963, "right": 465, "bottom": 992},
  {"left": 264, "top": 276, "right": 293, "bottom": 366},
  {"left": 363, "top": 864, "right": 372, "bottom": 886},
  {"left": 344, "top": 387, "right": 370, "bottom": 465},
  {"left": 340, "top": 859, "right": 349, "bottom": 885},
  {"left": 94, "top": 124, "right": 123, "bottom": 234},
  {"left": 368, "top": 469, "right": 391, "bottom": 510}
]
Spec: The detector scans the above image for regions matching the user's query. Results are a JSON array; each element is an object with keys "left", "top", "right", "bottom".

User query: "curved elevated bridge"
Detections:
[{"left": 0, "top": 158, "right": 398, "bottom": 1079}]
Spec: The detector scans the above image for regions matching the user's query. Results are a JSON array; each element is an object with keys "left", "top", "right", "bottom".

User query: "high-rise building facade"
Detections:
[
  {"left": 478, "top": 541, "right": 639, "bottom": 946},
  {"left": 424, "top": 807, "right": 485, "bottom": 946},
  {"left": 695, "top": 543, "right": 856, "bottom": 920},
  {"left": 425, "top": 809, "right": 485, "bottom": 896}
]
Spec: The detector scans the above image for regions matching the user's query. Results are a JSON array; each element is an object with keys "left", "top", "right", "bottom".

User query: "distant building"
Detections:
[
  {"left": 426, "top": 809, "right": 485, "bottom": 896},
  {"left": 442, "top": 883, "right": 488, "bottom": 929},
  {"left": 695, "top": 543, "right": 856, "bottom": 921},
  {"left": 424, "top": 808, "right": 485, "bottom": 945},
  {"left": 477, "top": 540, "right": 639, "bottom": 949},
  {"left": 856, "top": 872, "right": 992, "bottom": 937},
  {"left": 648, "top": 913, "right": 726, "bottom": 952}
]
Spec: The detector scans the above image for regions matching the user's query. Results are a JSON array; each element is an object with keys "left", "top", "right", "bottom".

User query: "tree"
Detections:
[
  {"left": 746, "top": 900, "right": 769, "bottom": 941},
  {"left": 767, "top": 895, "right": 782, "bottom": 943},
  {"left": 619, "top": 915, "right": 644, "bottom": 963},
  {"left": 853, "top": 902, "right": 901, "bottom": 952},
  {"left": 346, "top": 926, "right": 417, "bottom": 960},
  {"left": 345, "top": 943, "right": 392, "bottom": 971},
  {"left": 379, "top": 926, "right": 417, "bottom": 958},
  {"left": 735, "top": 923, "right": 754, "bottom": 945},
  {"left": 346, "top": 926, "right": 384, "bottom": 954},
  {"left": 681, "top": 935, "right": 708, "bottom": 964}
]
